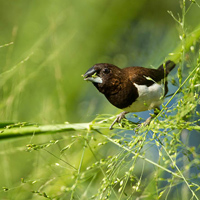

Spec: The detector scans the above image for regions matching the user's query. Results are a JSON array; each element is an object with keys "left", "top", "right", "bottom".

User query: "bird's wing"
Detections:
[{"left": 123, "top": 67, "right": 164, "bottom": 86}]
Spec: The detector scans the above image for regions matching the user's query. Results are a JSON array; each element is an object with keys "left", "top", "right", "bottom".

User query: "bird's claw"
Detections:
[{"left": 109, "top": 111, "right": 128, "bottom": 130}]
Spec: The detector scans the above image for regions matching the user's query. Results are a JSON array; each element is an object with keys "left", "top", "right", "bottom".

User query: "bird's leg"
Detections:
[
  {"left": 109, "top": 111, "right": 129, "bottom": 130},
  {"left": 143, "top": 106, "right": 160, "bottom": 126},
  {"left": 136, "top": 107, "right": 160, "bottom": 132}
]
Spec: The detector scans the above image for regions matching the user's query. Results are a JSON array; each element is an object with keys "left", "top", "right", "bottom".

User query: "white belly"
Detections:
[{"left": 123, "top": 83, "right": 164, "bottom": 112}]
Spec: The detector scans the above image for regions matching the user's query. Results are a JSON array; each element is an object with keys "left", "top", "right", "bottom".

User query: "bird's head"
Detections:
[{"left": 83, "top": 63, "right": 123, "bottom": 94}]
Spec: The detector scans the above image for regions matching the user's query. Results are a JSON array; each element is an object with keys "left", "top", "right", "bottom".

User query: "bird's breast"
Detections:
[{"left": 104, "top": 80, "right": 138, "bottom": 109}]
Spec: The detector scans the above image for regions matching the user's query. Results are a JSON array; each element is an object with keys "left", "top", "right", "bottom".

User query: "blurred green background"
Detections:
[
  {"left": 1, "top": 0, "right": 200, "bottom": 199},
  {"left": 1, "top": 0, "right": 182, "bottom": 124}
]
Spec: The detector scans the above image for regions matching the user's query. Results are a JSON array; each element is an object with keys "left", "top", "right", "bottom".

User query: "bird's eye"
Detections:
[{"left": 103, "top": 68, "right": 110, "bottom": 74}]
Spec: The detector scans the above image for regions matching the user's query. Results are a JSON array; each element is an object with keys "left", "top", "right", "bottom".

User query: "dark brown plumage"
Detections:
[{"left": 83, "top": 60, "right": 176, "bottom": 129}]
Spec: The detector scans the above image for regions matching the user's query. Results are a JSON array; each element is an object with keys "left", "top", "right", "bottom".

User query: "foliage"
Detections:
[{"left": 1, "top": 0, "right": 200, "bottom": 199}]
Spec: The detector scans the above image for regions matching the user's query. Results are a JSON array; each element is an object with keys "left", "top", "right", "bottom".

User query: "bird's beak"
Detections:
[{"left": 83, "top": 68, "right": 103, "bottom": 84}]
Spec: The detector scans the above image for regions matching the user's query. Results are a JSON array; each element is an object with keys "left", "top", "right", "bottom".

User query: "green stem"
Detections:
[
  {"left": 153, "top": 62, "right": 200, "bottom": 121},
  {"left": 0, "top": 123, "right": 93, "bottom": 140}
]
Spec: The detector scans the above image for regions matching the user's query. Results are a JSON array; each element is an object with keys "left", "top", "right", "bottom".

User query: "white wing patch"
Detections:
[{"left": 123, "top": 82, "right": 164, "bottom": 112}]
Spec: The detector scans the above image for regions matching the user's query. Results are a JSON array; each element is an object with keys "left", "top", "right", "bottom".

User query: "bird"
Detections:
[{"left": 83, "top": 60, "right": 176, "bottom": 130}]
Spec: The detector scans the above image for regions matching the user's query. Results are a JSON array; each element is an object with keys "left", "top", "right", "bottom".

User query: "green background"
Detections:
[
  {"left": 0, "top": 0, "right": 183, "bottom": 124},
  {"left": 1, "top": 0, "right": 200, "bottom": 199}
]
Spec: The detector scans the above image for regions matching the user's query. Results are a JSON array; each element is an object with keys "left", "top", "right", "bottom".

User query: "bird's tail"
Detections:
[{"left": 158, "top": 60, "right": 176, "bottom": 75}]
